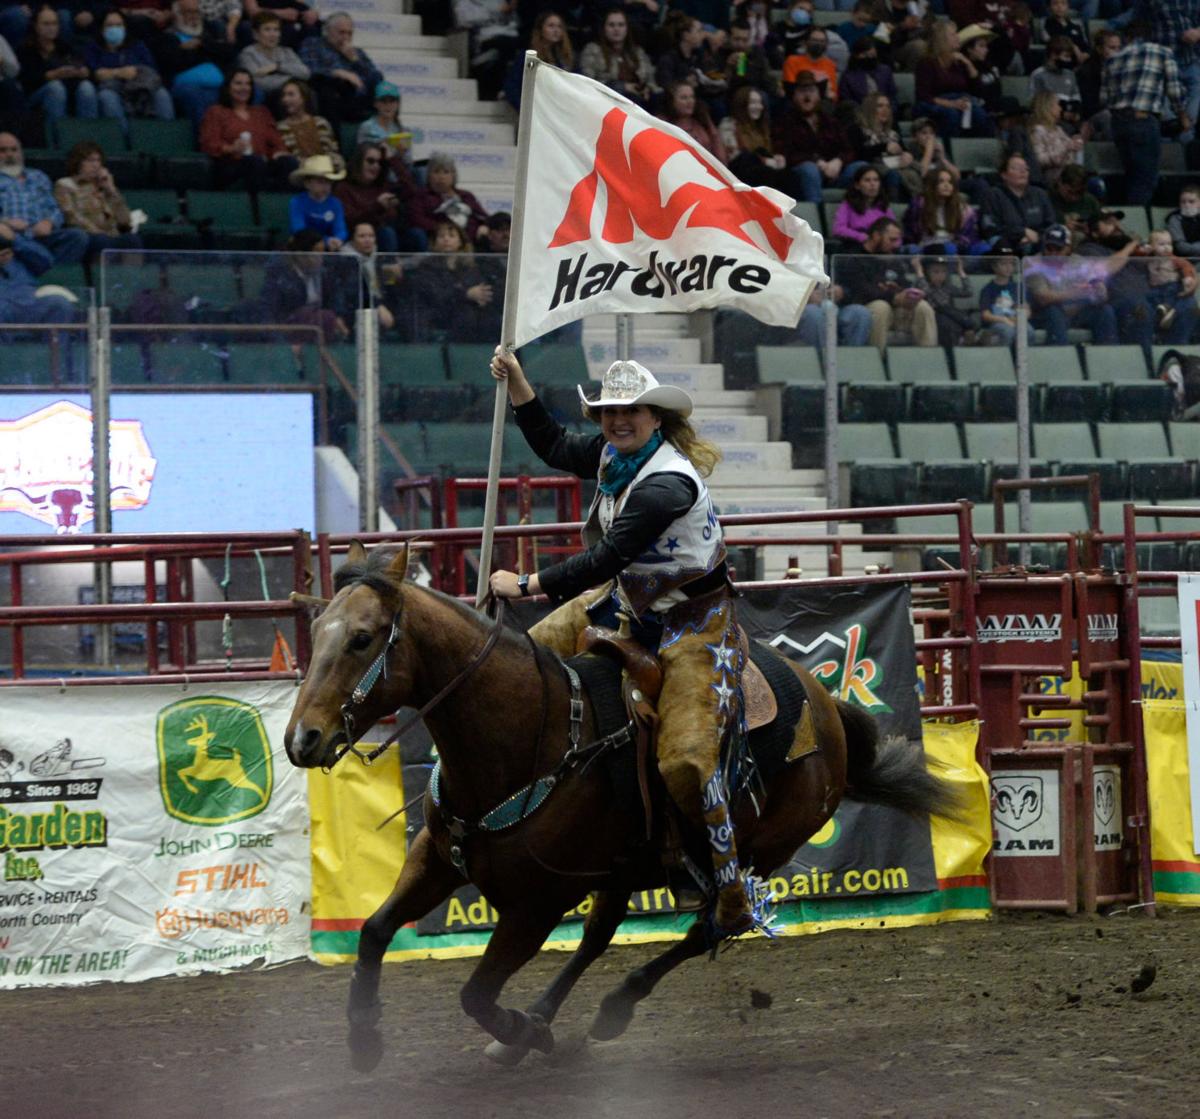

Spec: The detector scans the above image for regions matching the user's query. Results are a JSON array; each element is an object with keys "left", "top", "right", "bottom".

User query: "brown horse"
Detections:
[{"left": 284, "top": 542, "right": 961, "bottom": 1069}]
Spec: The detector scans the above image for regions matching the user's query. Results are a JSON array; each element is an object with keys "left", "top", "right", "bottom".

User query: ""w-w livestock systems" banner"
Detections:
[{"left": 0, "top": 681, "right": 310, "bottom": 988}]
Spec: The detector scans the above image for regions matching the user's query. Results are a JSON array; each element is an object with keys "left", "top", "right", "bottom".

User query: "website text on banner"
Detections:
[
  {"left": 0, "top": 681, "right": 310, "bottom": 988},
  {"left": 505, "top": 54, "right": 828, "bottom": 350}
]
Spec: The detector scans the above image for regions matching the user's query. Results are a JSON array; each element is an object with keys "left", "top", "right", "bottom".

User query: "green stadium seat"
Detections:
[
  {"left": 1120, "top": 208, "right": 1151, "bottom": 241},
  {"left": 963, "top": 421, "right": 1050, "bottom": 486},
  {"left": 757, "top": 345, "right": 822, "bottom": 384},
  {"left": 839, "top": 422, "right": 897, "bottom": 461},
  {"left": 888, "top": 347, "right": 951, "bottom": 383},
  {"left": 1084, "top": 345, "right": 1151, "bottom": 382},
  {"left": 226, "top": 343, "right": 307, "bottom": 384},
  {"left": 379, "top": 343, "right": 448, "bottom": 385},
  {"left": 1170, "top": 422, "right": 1200, "bottom": 459},
  {"left": 1151, "top": 206, "right": 1174, "bottom": 234},
  {"left": 446, "top": 343, "right": 497, "bottom": 382},
  {"left": 1110, "top": 382, "right": 1173, "bottom": 422},
  {"left": 164, "top": 262, "right": 242, "bottom": 314},
  {"left": 129, "top": 118, "right": 195, "bottom": 157},
  {"left": 99, "top": 260, "right": 167, "bottom": 316},
  {"left": 953, "top": 346, "right": 1014, "bottom": 381},
  {"left": 111, "top": 344, "right": 148, "bottom": 384},
  {"left": 949, "top": 137, "right": 1003, "bottom": 173},
  {"left": 1099, "top": 421, "right": 1170, "bottom": 460},
  {"left": 1097, "top": 422, "right": 1186, "bottom": 500},
  {"left": 898, "top": 421, "right": 985, "bottom": 500},
  {"left": 186, "top": 190, "right": 268, "bottom": 249},
  {"left": 519, "top": 342, "right": 590, "bottom": 387},
  {"left": 56, "top": 116, "right": 127, "bottom": 153},
  {"left": 37, "top": 263, "right": 87, "bottom": 292},
  {"left": 121, "top": 189, "right": 182, "bottom": 224},
  {"left": 339, "top": 121, "right": 361, "bottom": 159},
  {"left": 842, "top": 381, "right": 904, "bottom": 423},
  {"left": 834, "top": 346, "right": 887, "bottom": 383},
  {"left": 0, "top": 343, "right": 52, "bottom": 385},
  {"left": 1085, "top": 142, "right": 1123, "bottom": 174},
  {"left": 1028, "top": 345, "right": 1083, "bottom": 382},
  {"left": 255, "top": 192, "right": 292, "bottom": 244},
  {"left": 791, "top": 201, "right": 823, "bottom": 236},
  {"left": 147, "top": 342, "right": 226, "bottom": 384}
]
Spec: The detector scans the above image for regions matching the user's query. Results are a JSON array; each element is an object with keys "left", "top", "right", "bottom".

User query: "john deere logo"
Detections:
[{"left": 157, "top": 697, "right": 272, "bottom": 825}]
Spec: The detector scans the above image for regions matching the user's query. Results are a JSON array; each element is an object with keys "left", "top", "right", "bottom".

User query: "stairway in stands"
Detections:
[{"left": 338, "top": 0, "right": 884, "bottom": 577}]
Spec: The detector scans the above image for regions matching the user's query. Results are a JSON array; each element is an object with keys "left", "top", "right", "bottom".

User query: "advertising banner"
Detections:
[
  {"left": 1176, "top": 573, "right": 1200, "bottom": 855},
  {"left": 0, "top": 681, "right": 309, "bottom": 987}
]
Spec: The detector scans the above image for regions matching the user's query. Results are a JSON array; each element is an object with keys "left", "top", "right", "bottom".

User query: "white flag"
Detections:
[{"left": 505, "top": 59, "right": 828, "bottom": 350}]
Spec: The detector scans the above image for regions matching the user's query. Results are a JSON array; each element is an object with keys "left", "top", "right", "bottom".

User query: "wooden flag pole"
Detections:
[{"left": 477, "top": 51, "right": 540, "bottom": 607}]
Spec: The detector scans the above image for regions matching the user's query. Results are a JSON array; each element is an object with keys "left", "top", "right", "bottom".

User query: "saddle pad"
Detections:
[
  {"left": 742, "top": 657, "right": 777, "bottom": 732},
  {"left": 745, "top": 639, "right": 816, "bottom": 782}
]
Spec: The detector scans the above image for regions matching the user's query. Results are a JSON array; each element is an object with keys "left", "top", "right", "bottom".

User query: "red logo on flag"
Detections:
[{"left": 550, "top": 108, "right": 792, "bottom": 259}]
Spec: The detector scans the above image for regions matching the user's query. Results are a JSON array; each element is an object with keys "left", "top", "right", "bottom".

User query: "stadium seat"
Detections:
[
  {"left": 1028, "top": 345, "right": 1083, "bottom": 382},
  {"left": 954, "top": 346, "right": 1014, "bottom": 382},
  {"left": 1084, "top": 344, "right": 1150, "bottom": 382},
  {"left": 1110, "top": 382, "right": 1173, "bottom": 422},
  {"left": 1170, "top": 422, "right": 1200, "bottom": 459},
  {"left": 893, "top": 72, "right": 915, "bottom": 109},
  {"left": 255, "top": 192, "right": 292, "bottom": 244},
  {"left": 1152, "top": 345, "right": 1200, "bottom": 375},
  {"left": 519, "top": 342, "right": 589, "bottom": 387},
  {"left": 756, "top": 345, "right": 822, "bottom": 384},
  {"left": 0, "top": 343, "right": 52, "bottom": 385},
  {"left": 835, "top": 346, "right": 887, "bottom": 383},
  {"left": 164, "top": 261, "right": 242, "bottom": 316},
  {"left": 186, "top": 190, "right": 269, "bottom": 249},
  {"left": 1085, "top": 142, "right": 1123, "bottom": 174},
  {"left": 226, "top": 343, "right": 307, "bottom": 384},
  {"left": 446, "top": 343, "right": 497, "bottom": 382},
  {"left": 147, "top": 342, "right": 226, "bottom": 384},
  {"left": 391, "top": 384, "right": 476, "bottom": 422},
  {"left": 56, "top": 116, "right": 126, "bottom": 153},
  {"left": 379, "top": 343, "right": 448, "bottom": 385},
  {"left": 963, "top": 421, "right": 1050, "bottom": 489},
  {"left": 949, "top": 137, "right": 1002, "bottom": 173},
  {"left": 888, "top": 347, "right": 950, "bottom": 383},
  {"left": 110, "top": 343, "right": 147, "bottom": 385},
  {"left": 791, "top": 201, "right": 823, "bottom": 236},
  {"left": 837, "top": 423, "right": 917, "bottom": 508},
  {"left": 1032, "top": 422, "right": 1116, "bottom": 497},
  {"left": 1099, "top": 422, "right": 1191, "bottom": 501},
  {"left": 1150, "top": 206, "right": 1174, "bottom": 233},
  {"left": 1119, "top": 208, "right": 1151, "bottom": 241},
  {"left": 898, "top": 421, "right": 985, "bottom": 501},
  {"left": 37, "top": 262, "right": 87, "bottom": 291}
]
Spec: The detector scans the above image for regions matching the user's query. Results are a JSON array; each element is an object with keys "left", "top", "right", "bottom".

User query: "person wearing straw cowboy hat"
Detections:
[
  {"left": 488, "top": 349, "right": 769, "bottom": 943},
  {"left": 288, "top": 153, "right": 348, "bottom": 251}
]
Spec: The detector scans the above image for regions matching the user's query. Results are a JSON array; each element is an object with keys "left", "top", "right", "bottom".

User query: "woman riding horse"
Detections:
[{"left": 488, "top": 350, "right": 759, "bottom": 939}]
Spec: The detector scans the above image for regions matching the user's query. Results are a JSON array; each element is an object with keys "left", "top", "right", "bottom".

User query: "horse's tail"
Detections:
[{"left": 838, "top": 698, "right": 965, "bottom": 820}]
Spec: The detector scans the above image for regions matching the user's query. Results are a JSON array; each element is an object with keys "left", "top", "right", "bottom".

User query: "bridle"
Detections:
[{"left": 331, "top": 594, "right": 507, "bottom": 767}]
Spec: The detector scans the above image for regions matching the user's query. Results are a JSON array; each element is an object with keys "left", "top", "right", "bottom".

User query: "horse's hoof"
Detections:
[
  {"left": 348, "top": 1024, "right": 384, "bottom": 1073},
  {"left": 512, "top": 1010, "right": 555, "bottom": 1055},
  {"left": 485, "top": 1039, "right": 531, "bottom": 1067},
  {"left": 589, "top": 994, "right": 635, "bottom": 1041}
]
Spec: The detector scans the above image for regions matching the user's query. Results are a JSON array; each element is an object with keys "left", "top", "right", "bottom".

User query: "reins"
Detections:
[{"left": 333, "top": 592, "right": 507, "bottom": 768}]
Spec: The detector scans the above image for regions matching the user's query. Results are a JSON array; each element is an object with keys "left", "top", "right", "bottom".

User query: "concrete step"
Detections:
[
  {"left": 374, "top": 52, "right": 459, "bottom": 79},
  {"left": 585, "top": 313, "right": 693, "bottom": 336},
  {"left": 693, "top": 414, "right": 769, "bottom": 442},
  {"left": 709, "top": 465, "right": 816, "bottom": 487},
  {"left": 399, "top": 96, "right": 512, "bottom": 119},
  {"left": 314, "top": 0, "right": 410, "bottom": 13},
  {"left": 459, "top": 184, "right": 514, "bottom": 215},
  {"left": 649, "top": 364, "right": 725, "bottom": 394},
  {"left": 713, "top": 483, "right": 828, "bottom": 509},
  {"left": 584, "top": 337, "right": 702, "bottom": 368},
  {"left": 388, "top": 76, "right": 478, "bottom": 101},
  {"left": 411, "top": 144, "right": 516, "bottom": 182},
  {"left": 707, "top": 442, "right": 793, "bottom": 473},
  {"left": 323, "top": 9, "right": 423, "bottom": 36},
  {"left": 407, "top": 120, "right": 514, "bottom": 147},
  {"left": 365, "top": 34, "right": 449, "bottom": 53},
  {"left": 691, "top": 389, "right": 756, "bottom": 413}
]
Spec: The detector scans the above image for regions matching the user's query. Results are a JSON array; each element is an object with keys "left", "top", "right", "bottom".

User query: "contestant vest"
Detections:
[{"left": 582, "top": 439, "right": 726, "bottom": 617}]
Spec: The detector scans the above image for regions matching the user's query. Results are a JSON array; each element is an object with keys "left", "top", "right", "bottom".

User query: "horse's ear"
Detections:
[
  {"left": 346, "top": 539, "right": 368, "bottom": 566},
  {"left": 386, "top": 542, "right": 411, "bottom": 581},
  {"left": 290, "top": 591, "right": 330, "bottom": 610}
]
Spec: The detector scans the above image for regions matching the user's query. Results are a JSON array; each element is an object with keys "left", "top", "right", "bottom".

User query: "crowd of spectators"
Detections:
[{"left": 6, "top": 0, "right": 1200, "bottom": 350}]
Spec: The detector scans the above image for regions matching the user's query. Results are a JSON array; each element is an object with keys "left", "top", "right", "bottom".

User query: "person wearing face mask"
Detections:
[
  {"left": 1167, "top": 183, "right": 1200, "bottom": 258},
  {"left": 1030, "top": 36, "right": 1082, "bottom": 127},
  {"left": 781, "top": 26, "right": 838, "bottom": 101},
  {"left": 779, "top": 0, "right": 815, "bottom": 62},
  {"left": 83, "top": 9, "right": 175, "bottom": 130},
  {"left": 840, "top": 35, "right": 898, "bottom": 113}
]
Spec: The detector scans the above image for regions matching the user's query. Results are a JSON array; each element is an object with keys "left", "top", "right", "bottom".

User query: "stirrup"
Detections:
[
  {"left": 704, "top": 875, "right": 778, "bottom": 955},
  {"left": 669, "top": 854, "right": 713, "bottom": 913}
]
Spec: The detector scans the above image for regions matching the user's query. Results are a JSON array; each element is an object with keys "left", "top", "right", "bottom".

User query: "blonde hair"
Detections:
[
  {"left": 658, "top": 409, "right": 721, "bottom": 477},
  {"left": 1029, "top": 90, "right": 1060, "bottom": 130}
]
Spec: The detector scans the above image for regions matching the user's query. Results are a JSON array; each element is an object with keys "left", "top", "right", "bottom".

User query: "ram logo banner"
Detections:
[
  {"left": 977, "top": 613, "right": 1063, "bottom": 643},
  {"left": 0, "top": 400, "right": 156, "bottom": 533},
  {"left": 992, "top": 771, "right": 1060, "bottom": 856},
  {"left": 508, "top": 57, "right": 827, "bottom": 348},
  {"left": 157, "top": 698, "right": 273, "bottom": 826},
  {"left": 1093, "top": 765, "right": 1121, "bottom": 851}
]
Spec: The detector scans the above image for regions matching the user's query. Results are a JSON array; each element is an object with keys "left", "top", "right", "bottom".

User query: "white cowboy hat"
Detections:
[
  {"left": 578, "top": 360, "right": 693, "bottom": 418},
  {"left": 289, "top": 154, "right": 346, "bottom": 186}
]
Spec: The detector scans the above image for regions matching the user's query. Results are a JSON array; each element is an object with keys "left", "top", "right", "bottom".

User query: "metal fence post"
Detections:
[
  {"left": 90, "top": 304, "right": 113, "bottom": 664},
  {"left": 823, "top": 293, "right": 839, "bottom": 511},
  {"left": 616, "top": 312, "right": 633, "bottom": 362},
  {"left": 1015, "top": 296, "right": 1031, "bottom": 564},
  {"left": 356, "top": 306, "right": 379, "bottom": 532}
]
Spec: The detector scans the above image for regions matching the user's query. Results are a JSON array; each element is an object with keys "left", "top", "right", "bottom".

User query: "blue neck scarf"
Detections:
[{"left": 599, "top": 430, "right": 663, "bottom": 496}]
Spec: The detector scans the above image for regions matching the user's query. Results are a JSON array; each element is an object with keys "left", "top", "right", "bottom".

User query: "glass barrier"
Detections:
[{"left": 0, "top": 282, "right": 94, "bottom": 387}]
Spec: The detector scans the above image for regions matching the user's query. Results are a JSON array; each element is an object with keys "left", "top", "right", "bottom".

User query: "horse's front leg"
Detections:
[
  {"left": 459, "top": 903, "right": 566, "bottom": 1055},
  {"left": 485, "top": 888, "right": 632, "bottom": 1066},
  {"left": 347, "top": 827, "right": 460, "bottom": 1071},
  {"left": 590, "top": 919, "right": 710, "bottom": 1041}
]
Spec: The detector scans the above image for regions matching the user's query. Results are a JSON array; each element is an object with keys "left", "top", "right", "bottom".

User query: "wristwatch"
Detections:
[{"left": 517, "top": 574, "right": 531, "bottom": 597}]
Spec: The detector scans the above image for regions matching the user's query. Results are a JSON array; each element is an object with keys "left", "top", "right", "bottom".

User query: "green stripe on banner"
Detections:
[
  {"left": 311, "top": 886, "right": 991, "bottom": 956},
  {"left": 1153, "top": 870, "right": 1200, "bottom": 896}
]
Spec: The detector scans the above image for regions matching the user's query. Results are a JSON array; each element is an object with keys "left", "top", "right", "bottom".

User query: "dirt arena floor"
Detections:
[{"left": 5, "top": 908, "right": 1199, "bottom": 1119}]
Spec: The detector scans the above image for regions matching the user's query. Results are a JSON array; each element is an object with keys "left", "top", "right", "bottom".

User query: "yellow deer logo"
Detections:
[{"left": 179, "top": 714, "right": 266, "bottom": 801}]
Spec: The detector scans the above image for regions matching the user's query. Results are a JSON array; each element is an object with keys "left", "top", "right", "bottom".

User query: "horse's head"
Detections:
[{"left": 284, "top": 540, "right": 416, "bottom": 768}]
